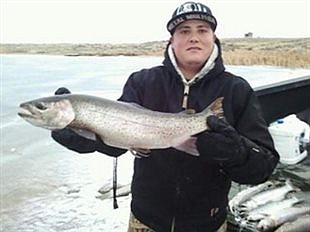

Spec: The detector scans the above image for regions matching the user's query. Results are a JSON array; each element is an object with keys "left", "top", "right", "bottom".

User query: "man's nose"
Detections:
[{"left": 189, "top": 32, "right": 199, "bottom": 42}]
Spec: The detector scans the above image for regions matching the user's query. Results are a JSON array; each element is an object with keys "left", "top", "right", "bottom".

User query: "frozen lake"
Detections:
[{"left": 1, "top": 54, "right": 309, "bottom": 231}]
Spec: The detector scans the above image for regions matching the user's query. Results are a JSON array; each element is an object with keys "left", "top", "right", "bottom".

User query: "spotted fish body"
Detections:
[
  {"left": 257, "top": 206, "right": 310, "bottom": 231},
  {"left": 18, "top": 94, "right": 224, "bottom": 156}
]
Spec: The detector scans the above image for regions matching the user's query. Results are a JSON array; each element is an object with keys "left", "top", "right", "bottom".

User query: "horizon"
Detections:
[
  {"left": 1, "top": 37, "right": 310, "bottom": 45},
  {"left": 1, "top": 0, "right": 309, "bottom": 44}
]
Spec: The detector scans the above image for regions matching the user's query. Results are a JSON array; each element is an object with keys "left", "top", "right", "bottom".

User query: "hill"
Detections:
[{"left": 1, "top": 38, "right": 309, "bottom": 68}]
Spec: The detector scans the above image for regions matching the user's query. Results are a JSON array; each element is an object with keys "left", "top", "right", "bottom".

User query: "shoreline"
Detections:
[{"left": 1, "top": 38, "right": 310, "bottom": 68}]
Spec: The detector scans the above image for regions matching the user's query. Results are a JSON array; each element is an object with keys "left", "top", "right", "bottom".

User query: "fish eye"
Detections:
[{"left": 35, "top": 102, "right": 48, "bottom": 110}]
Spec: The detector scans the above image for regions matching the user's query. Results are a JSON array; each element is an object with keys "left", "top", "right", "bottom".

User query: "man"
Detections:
[{"left": 52, "top": 2, "right": 279, "bottom": 231}]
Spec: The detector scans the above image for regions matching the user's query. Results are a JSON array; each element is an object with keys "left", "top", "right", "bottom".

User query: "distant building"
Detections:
[{"left": 244, "top": 32, "right": 253, "bottom": 38}]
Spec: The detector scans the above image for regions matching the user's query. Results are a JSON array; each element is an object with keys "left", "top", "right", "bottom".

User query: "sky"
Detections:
[{"left": 1, "top": 0, "right": 309, "bottom": 44}]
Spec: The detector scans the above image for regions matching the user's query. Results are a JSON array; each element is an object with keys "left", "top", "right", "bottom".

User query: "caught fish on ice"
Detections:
[
  {"left": 229, "top": 178, "right": 310, "bottom": 232},
  {"left": 257, "top": 206, "right": 310, "bottom": 232},
  {"left": 239, "top": 179, "right": 297, "bottom": 212},
  {"left": 18, "top": 94, "right": 224, "bottom": 156},
  {"left": 229, "top": 180, "right": 274, "bottom": 215},
  {"left": 274, "top": 215, "right": 310, "bottom": 232},
  {"left": 245, "top": 196, "right": 302, "bottom": 222}
]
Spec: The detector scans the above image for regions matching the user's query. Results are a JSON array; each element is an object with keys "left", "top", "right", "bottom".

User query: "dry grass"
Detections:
[
  {"left": 221, "top": 38, "right": 310, "bottom": 68},
  {"left": 1, "top": 38, "right": 309, "bottom": 68},
  {"left": 223, "top": 50, "right": 310, "bottom": 68}
]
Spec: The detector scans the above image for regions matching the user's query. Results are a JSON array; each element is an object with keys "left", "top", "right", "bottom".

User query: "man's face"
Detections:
[{"left": 170, "top": 20, "right": 215, "bottom": 69}]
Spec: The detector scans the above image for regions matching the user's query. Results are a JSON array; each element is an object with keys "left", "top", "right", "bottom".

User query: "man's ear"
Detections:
[
  {"left": 213, "top": 34, "right": 216, "bottom": 42},
  {"left": 169, "top": 36, "right": 174, "bottom": 48}
]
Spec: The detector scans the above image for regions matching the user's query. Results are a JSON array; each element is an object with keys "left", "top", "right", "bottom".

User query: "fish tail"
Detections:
[
  {"left": 285, "top": 179, "right": 299, "bottom": 192},
  {"left": 203, "top": 97, "right": 224, "bottom": 118}
]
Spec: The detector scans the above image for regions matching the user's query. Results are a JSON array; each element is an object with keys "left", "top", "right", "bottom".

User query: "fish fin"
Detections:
[
  {"left": 71, "top": 128, "right": 97, "bottom": 141},
  {"left": 127, "top": 102, "right": 161, "bottom": 113},
  {"left": 128, "top": 102, "right": 144, "bottom": 108},
  {"left": 203, "top": 97, "right": 224, "bottom": 119},
  {"left": 127, "top": 102, "right": 151, "bottom": 111},
  {"left": 285, "top": 178, "right": 300, "bottom": 193},
  {"left": 178, "top": 109, "right": 196, "bottom": 114},
  {"left": 173, "top": 137, "right": 200, "bottom": 156}
]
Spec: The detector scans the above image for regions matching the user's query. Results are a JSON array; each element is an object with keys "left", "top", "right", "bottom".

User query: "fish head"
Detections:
[{"left": 18, "top": 96, "right": 75, "bottom": 130}]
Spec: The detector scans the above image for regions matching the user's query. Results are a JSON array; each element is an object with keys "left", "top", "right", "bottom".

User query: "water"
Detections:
[{"left": 1, "top": 54, "right": 309, "bottom": 231}]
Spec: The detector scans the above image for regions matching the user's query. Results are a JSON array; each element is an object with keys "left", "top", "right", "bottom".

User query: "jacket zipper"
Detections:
[{"left": 182, "top": 85, "right": 190, "bottom": 109}]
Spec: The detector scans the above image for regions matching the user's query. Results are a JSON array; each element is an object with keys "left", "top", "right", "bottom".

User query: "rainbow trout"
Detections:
[
  {"left": 18, "top": 94, "right": 224, "bottom": 156},
  {"left": 257, "top": 206, "right": 310, "bottom": 231}
]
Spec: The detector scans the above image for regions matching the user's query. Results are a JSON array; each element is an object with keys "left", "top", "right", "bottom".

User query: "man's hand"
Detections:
[
  {"left": 130, "top": 148, "right": 151, "bottom": 158},
  {"left": 196, "top": 115, "right": 247, "bottom": 166}
]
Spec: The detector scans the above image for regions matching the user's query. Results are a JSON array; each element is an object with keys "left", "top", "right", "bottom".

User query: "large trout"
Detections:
[{"left": 18, "top": 94, "right": 224, "bottom": 156}]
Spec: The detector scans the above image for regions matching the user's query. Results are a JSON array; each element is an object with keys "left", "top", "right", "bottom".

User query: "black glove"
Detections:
[
  {"left": 55, "top": 87, "right": 71, "bottom": 95},
  {"left": 196, "top": 116, "right": 248, "bottom": 166}
]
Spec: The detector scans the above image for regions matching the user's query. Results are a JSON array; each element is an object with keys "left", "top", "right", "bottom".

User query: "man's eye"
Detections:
[
  {"left": 180, "top": 30, "right": 189, "bottom": 34},
  {"left": 199, "top": 29, "right": 209, "bottom": 33}
]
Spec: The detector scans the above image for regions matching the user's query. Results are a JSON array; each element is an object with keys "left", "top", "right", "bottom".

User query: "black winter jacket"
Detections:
[{"left": 52, "top": 39, "right": 279, "bottom": 232}]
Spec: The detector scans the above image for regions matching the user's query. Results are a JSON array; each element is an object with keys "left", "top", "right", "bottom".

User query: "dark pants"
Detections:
[{"left": 127, "top": 213, "right": 227, "bottom": 232}]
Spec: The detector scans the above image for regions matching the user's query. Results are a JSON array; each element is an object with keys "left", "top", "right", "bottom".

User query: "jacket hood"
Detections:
[{"left": 162, "top": 38, "right": 225, "bottom": 109}]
